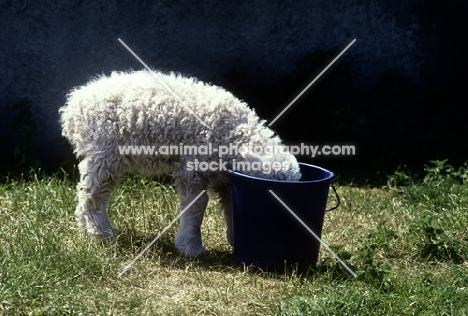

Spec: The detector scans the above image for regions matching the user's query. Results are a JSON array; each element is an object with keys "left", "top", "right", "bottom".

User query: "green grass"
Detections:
[{"left": 1, "top": 162, "right": 467, "bottom": 315}]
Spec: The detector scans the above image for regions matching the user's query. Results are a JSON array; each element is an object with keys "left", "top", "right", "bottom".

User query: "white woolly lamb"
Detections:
[{"left": 59, "top": 70, "right": 301, "bottom": 257}]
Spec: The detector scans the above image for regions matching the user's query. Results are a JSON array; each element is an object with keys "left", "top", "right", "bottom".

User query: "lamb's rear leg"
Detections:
[
  {"left": 174, "top": 187, "right": 209, "bottom": 257},
  {"left": 76, "top": 157, "right": 121, "bottom": 240}
]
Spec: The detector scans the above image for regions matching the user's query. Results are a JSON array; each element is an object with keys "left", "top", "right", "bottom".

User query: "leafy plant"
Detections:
[
  {"left": 315, "top": 244, "right": 353, "bottom": 280},
  {"left": 408, "top": 215, "right": 465, "bottom": 264},
  {"left": 387, "top": 165, "right": 414, "bottom": 188},
  {"left": 424, "top": 159, "right": 468, "bottom": 184},
  {"left": 353, "top": 222, "right": 396, "bottom": 289}
]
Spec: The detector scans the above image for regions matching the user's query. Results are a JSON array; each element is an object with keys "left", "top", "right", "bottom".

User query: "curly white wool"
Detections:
[{"left": 59, "top": 70, "right": 301, "bottom": 257}]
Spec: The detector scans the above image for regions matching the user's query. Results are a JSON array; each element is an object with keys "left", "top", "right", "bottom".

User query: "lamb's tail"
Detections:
[
  {"left": 58, "top": 103, "right": 77, "bottom": 142},
  {"left": 58, "top": 89, "right": 86, "bottom": 153}
]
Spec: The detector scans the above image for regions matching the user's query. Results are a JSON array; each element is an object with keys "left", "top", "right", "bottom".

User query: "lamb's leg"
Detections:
[
  {"left": 75, "top": 157, "right": 121, "bottom": 240},
  {"left": 215, "top": 184, "right": 234, "bottom": 245},
  {"left": 174, "top": 187, "right": 209, "bottom": 257}
]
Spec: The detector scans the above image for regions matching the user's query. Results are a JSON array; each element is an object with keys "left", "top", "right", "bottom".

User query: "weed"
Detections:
[
  {"left": 387, "top": 164, "right": 415, "bottom": 188},
  {"left": 424, "top": 159, "right": 468, "bottom": 184},
  {"left": 352, "top": 222, "right": 396, "bottom": 290},
  {"left": 408, "top": 215, "right": 465, "bottom": 264}
]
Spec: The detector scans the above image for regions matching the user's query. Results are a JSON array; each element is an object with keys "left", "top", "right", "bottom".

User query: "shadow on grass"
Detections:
[
  {"left": 112, "top": 228, "right": 357, "bottom": 280},
  {"left": 113, "top": 229, "right": 238, "bottom": 273}
]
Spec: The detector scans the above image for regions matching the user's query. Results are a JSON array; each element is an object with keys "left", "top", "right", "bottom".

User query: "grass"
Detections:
[{"left": 0, "top": 161, "right": 467, "bottom": 315}]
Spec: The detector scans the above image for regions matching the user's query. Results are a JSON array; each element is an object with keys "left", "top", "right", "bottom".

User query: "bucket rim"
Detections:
[{"left": 227, "top": 162, "right": 334, "bottom": 184}]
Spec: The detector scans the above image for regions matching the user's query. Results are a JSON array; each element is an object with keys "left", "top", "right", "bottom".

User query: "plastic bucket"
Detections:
[{"left": 228, "top": 163, "right": 338, "bottom": 270}]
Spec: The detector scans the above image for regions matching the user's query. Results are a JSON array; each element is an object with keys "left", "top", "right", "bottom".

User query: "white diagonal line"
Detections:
[
  {"left": 268, "top": 190, "right": 357, "bottom": 278},
  {"left": 117, "top": 38, "right": 210, "bottom": 129},
  {"left": 117, "top": 190, "right": 207, "bottom": 278},
  {"left": 268, "top": 39, "right": 356, "bottom": 126}
]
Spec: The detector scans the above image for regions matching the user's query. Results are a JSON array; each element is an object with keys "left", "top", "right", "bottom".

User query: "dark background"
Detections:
[{"left": 1, "top": 0, "right": 466, "bottom": 184}]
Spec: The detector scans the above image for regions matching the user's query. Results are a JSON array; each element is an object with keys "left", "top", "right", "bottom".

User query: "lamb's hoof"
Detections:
[
  {"left": 90, "top": 234, "right": 117, "bottom": 244},
  {"left": 175, "top": 243, "right": 206, "bottom": 258},
  {"left": 88, "top": 228, "right": 117, "bottom": 244},
  {"left": 175, "top": 231, "right": 205, "bottom": 257}
]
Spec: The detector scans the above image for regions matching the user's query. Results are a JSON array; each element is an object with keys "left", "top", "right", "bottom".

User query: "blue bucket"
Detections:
[{"left": 228, "top": 163, "right": 339, "bottom": 270}]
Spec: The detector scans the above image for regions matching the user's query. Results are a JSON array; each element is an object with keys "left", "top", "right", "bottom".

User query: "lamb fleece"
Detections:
[{"left": 59, "top": 70, "right": 301, "bottom": 257}]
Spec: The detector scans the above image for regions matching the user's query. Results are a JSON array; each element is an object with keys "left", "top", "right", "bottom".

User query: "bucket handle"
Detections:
[{"left": 326, "top": 185, "right": 340, "bottom": 211}]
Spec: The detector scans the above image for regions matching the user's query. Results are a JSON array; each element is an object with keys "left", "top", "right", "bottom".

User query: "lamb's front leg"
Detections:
[
  {"left": 175, "top": 189, "right": 209, "bottom": 257},
  {"left": 214, "top": 184, "right": 234, "bottom": 245}
]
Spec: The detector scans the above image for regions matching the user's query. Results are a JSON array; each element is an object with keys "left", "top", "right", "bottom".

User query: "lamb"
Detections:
[{"left": 59, "top": 70, "right": 301, "bottom": 257}]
